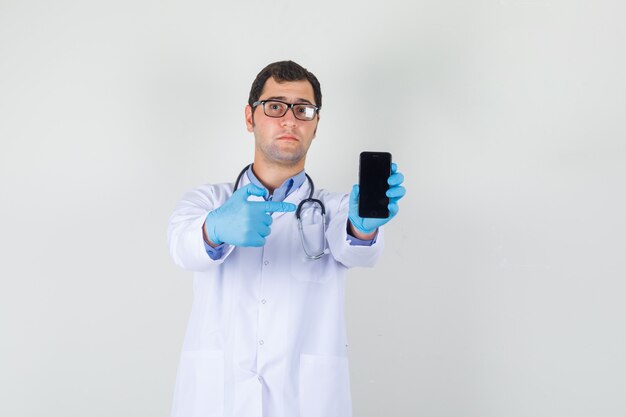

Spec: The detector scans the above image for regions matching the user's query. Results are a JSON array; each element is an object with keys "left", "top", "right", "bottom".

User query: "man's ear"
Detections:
[{"left": 245, "top": 105, "right": 254, "bottom": 132}]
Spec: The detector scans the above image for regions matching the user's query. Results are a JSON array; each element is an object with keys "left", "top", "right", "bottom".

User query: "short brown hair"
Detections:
[{"left": 248, "top": 60, "right": 322, "bottom": 110}]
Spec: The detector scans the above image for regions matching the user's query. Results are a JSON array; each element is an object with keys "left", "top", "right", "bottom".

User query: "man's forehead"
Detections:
[{"left": 260, "top": 78, "right": 315, "bottom": 102}]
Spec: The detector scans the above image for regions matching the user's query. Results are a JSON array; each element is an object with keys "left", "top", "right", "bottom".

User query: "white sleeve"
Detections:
[
  {"left": 166, "top": 184, "right": 235, "bottom": 271},
  {"left": 326, "top": 193, "right": 385, "bottom": 268}
]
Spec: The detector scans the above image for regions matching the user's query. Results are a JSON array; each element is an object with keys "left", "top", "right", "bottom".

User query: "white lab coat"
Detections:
[{"left": 167, "top": 174, "right": 384, "bottom": 417}]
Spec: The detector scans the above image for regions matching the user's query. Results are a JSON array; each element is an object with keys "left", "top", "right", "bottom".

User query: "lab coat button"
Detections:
[
  {"left": 261, "top": 299, "right": 267, "bottom": 304},
  {"left": 259, "top": 340, "right": 264, "bottom": 345},
  {"left": 263, "top": 260, "right": 269, "bottom": 266}
]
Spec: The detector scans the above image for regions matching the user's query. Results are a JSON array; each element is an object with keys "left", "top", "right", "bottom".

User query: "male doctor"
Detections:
[{"left": 167, "top": 60, "right": 406, "bottom": 417}]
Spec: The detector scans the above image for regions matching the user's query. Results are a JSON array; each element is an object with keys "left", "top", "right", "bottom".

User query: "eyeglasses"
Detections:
[{"left": 252, "top": 99, "right": 319, "bottom": 121}]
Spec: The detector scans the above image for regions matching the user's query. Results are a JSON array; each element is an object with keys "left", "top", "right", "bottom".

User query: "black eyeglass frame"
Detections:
[{"left": 252, "top": 99, "right": 320, "bottom": 121}]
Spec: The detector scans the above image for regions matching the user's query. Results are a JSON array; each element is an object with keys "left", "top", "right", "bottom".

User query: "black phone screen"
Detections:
[{"left": 358, "top": 151, "right": 392, "bottom": 218}]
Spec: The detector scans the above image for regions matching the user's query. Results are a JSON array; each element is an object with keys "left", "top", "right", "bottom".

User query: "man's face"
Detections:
[{"left": 245, "top": 77, "right": 319, "bottom": 168}]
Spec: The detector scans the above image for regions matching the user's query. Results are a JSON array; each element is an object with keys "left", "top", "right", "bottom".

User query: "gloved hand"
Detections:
[
  {"left": 204, "top": 183, "right": 297, "bottom": 247},
  {"left": 348, "top": 163, "right": 406, "bottom": 234}
]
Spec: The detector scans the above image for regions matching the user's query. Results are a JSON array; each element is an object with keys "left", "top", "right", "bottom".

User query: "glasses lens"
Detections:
[
  {"left": 264, "top": 101, "right": 287, "bottom": 117},
  {"left": 293, "top": 104, "right": 317, "bottom": 121}
]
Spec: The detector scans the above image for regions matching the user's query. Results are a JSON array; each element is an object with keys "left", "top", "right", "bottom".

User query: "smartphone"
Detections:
[{"left": 358, "top": 151, "right": 392, "bottom": 218}]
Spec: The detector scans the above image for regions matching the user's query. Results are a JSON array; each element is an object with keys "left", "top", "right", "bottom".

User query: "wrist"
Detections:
[
  {"left": 350, "top": 225, "right": 377, "bottom": 240},
  {"left": 348, "top": 217, "right": 378, "bottom": 236}
]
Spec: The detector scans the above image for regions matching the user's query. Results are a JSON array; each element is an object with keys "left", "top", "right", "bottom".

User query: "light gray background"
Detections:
[{"left": 1, "top": 0, "right": 625, "bottom": 416}]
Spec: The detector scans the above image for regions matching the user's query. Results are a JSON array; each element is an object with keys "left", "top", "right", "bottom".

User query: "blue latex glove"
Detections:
[
  {"left": 204, "top": 183, "right": 297, "bottom": 247},
  {"left": 349, "top": 163, "right": 406, "bottom": 234}
]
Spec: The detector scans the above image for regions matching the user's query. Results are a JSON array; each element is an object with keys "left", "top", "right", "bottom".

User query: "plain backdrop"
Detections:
[{"left": 1, "top": 0, "right": 625, "bottom": 416}]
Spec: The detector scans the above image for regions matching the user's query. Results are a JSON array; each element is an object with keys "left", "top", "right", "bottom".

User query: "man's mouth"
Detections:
[{"left": 277, "top": 135, "right": 298, "bottom": 141}]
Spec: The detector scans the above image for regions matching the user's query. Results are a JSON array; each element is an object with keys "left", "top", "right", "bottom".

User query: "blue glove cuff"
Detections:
[{"left": 204, "top": 211, "right": 223, "bottom": 245}]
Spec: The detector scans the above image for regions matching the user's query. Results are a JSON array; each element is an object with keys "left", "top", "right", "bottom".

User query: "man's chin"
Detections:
[
  {"left": 266, "top": 147, "right": 304, "bottom": 164},
  {"left": 267, "top": 155, "right": 305, "bottom": 167}
]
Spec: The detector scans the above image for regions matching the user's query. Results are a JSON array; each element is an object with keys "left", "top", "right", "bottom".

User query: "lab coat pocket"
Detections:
[
  {"left": 299, "top": 354, "right": 352, "bottom": 417},
  {"left": 290, "top": 223, "right": 333, "bottom": 283},
  {"left": 171, "top": 350, "right": 224, "bottom": 417}
]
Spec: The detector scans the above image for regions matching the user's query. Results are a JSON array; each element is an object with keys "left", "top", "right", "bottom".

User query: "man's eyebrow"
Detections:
[{"left": 265, "top": 96, "right": 314, "bottom": 105}]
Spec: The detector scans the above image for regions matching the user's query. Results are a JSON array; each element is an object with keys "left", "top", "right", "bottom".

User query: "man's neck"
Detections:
[{"left": 252, "top": 157, "right": 305, "bottom": 194}]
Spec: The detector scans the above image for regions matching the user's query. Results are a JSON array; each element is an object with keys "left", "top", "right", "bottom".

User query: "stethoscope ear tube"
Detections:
[{"left": 233, "top": 164, "right": 251, "bottom": 193}]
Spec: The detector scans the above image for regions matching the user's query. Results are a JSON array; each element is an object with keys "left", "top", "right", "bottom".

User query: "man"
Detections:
[{"left": 167, "top": 60, "right": 406, "bottom": 417}]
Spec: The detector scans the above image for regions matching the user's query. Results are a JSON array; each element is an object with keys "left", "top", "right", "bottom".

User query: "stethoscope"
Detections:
[{"left": 233, "top": 164, "right": 327, "bottom": 260}]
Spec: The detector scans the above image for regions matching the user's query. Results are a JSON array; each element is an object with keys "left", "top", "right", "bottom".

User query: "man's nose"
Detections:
[{"left": 280, "top": 107, "right": 298, "bottom": 126}]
